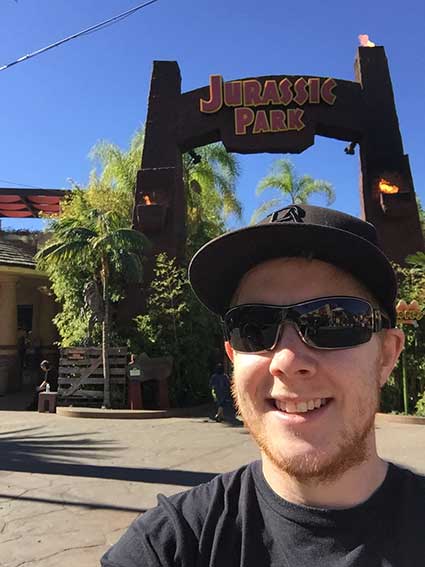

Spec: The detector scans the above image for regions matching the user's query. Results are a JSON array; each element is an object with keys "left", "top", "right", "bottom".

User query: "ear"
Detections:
[
  {"left": 378, "top": 328, "right": 405, "bottom": 387},
  {"left": 224, "top": 340, "right": 235, "bottom": 363}
]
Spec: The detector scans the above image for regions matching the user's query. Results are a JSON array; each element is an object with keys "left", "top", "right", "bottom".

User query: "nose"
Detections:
[{"left": 268, "top": 322, "right": 318, "bottom": 380}]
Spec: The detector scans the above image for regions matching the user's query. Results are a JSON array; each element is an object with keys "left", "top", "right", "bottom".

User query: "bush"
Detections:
[
  {"left": 416, "top": 392, "right": 425, "bottom": 417},
  {"left": 133, "top": 253, "right": 222, "bottom": 407},
  {"left": 380, "top": 374, "right": 402, "bottom": 413}
]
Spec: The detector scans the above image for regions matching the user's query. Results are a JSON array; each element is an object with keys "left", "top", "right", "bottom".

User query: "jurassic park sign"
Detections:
[{"left": 199, "top": 75, "right": 337, "bottom": 136}]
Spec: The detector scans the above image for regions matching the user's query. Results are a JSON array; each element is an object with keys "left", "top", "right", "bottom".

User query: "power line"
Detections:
[
  {"left": 0, "top": 178, "right": 48, "bottom": 189},
  {"left": 0, "top": 0, "right": 159, "bottom": 72}
]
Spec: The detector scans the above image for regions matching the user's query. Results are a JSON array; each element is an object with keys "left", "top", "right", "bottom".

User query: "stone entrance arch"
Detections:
[{"left": 133, "top": 46, "right": 424, "bottom": 265}]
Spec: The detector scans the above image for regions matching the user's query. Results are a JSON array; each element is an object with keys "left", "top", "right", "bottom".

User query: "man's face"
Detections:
[{"left": 226, "top": 258, "right": 402, "bottom": 483}]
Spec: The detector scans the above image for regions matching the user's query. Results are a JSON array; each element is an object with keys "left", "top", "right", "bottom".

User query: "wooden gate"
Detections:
[{"left": 58, "top": 347, "right": 127, "bottom": 407}]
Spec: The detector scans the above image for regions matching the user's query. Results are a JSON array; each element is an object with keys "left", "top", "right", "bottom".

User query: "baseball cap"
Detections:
[{"left": 188, "top": 204, "right": 397, "bottom": 326}]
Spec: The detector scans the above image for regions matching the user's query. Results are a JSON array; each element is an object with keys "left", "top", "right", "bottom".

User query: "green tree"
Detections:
[
  {"left": 383, "top": 259, "right": 425, "bottom": 415},
  {"left": 42, "top": 127, "right": 241, "bottom": 407},
  {"left": 252, "top": 158, "right": 335, "bottom": 223},
  {"left": 36, "top": 182, "right": 149, "bottom": 408},
  {"left": 134, "top": 253, "right": 221, "bottom": 406},
  {"left": 416, "top": 198, "right": 425, "bottom": 239},
  {"left": 91, "top": 126, "right": 242, "bottom": 256},
  {"left": 89, "top": 126, "right": 145, "bottom": 222},
  {"left": 183, "top": 144, "right": 242, "bottom": 257}
]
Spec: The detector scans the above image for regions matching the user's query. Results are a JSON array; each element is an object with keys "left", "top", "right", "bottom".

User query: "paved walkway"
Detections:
[{"left": 1, "top": 409, "right": 424, "bottom": 566}]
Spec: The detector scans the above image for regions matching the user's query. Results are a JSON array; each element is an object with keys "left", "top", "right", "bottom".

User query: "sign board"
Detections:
[{"left": 200, "top": 75, "right": 337, "bottom": 136}]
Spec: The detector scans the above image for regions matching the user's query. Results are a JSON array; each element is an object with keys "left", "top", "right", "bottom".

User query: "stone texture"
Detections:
[{"left": 0, "top": 409, "right": 424, "bottom": 566}]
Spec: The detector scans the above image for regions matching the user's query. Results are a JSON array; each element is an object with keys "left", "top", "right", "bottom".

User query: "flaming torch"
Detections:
[
  {"left": 379, "top": 178, "right": 400, "bottom": 195},
  {"left": 143, "top": 195, "right": 155, "bottom": 205},
  {"left": 376, "top": 172, "right": 410, "bottom": 216},
  {"left": 358, "top": 34, "right": 376, "bottom": 47},
  {"left": 138, "top": 193, "right": 167, "bottom": 233}
]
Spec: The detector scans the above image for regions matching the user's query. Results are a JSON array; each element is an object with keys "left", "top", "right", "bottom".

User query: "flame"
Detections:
[
  {"left": 143, "top": 195, "right": 154, "bottom": 205},
  {"left": 379, "top": 178, "right": 399, "bottom": 194},
  {"left": 358, "top": 34, "right": 375, "bottom": 47}
]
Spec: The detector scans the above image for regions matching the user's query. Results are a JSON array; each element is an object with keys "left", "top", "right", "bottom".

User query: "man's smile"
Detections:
[{"left": 266, "top": 396, "right": 334, "bottom": 424}]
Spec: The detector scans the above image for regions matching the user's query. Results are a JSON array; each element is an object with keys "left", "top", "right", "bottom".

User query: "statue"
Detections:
[{"left": 82, "top": 281, "right": 104, "bottom": 343}]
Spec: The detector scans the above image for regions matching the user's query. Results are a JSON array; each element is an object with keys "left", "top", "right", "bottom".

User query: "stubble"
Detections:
[{"left": 231, "top": 366, "right": 382, "bottom": 484}]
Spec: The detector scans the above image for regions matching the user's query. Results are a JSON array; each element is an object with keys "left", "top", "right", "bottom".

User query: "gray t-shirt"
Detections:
[{"left": 101, "top": 461, "right": 425, "bottom": 566}]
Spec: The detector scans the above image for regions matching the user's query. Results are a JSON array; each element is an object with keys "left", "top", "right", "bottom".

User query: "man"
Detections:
[
  {"left": 209, "top": 362, "right": 231, "bottom": 421},
  {"left": 102, "top": 204, "right": 425, "bottom": 566}
]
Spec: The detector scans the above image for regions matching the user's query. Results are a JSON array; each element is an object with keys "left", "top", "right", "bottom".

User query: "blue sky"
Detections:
[{"left": 1, "top": 0, "right": 424, "bottom": 231}]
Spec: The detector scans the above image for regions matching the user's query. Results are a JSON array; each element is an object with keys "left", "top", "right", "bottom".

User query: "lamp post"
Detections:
[{"left": 396, "top": 300, "right": 424, "bottom": 413}]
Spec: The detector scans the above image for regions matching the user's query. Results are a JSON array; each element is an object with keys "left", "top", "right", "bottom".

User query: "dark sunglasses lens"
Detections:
[
  {"left": 294, "top": 298, "right": 374, "bottom": 348},
  {"left": 225, "top": 306, "right": 281, "bottom": 352}
]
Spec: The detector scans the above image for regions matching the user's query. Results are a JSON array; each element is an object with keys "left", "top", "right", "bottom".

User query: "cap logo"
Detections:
[{"left": 269, "top": 205, "right": 306, "bottom": 224}]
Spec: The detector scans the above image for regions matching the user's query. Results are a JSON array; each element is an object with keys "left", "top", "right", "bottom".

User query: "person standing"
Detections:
[{"left": 209, "top": 363, "right": 231, "bottom": 422}]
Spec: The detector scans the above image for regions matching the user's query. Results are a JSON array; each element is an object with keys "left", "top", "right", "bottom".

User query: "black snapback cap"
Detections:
[{"left": 188, "top": 204, "right": 397, "bottom": 326}]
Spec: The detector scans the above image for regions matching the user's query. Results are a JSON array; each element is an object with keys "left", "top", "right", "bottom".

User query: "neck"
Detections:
[{"left": 261, "top": 450, "right": 389, "bottom": 509}]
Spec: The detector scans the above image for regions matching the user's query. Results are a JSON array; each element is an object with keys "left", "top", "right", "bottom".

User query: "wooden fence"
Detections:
[{"left": 58, "top": 347, "right": 127, "bottom": 407}]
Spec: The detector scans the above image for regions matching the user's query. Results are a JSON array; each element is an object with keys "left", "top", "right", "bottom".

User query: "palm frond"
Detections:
[
  {"left": 296, "top": 177, "right": 335, "bottom": 205},
  {"left": 256, "top": 175, "right": 290, "bottom": 196},
  {"left": 92, "top": 228, "right": 150, "bottom": 254},
  {"left": 36, "top": 239, "right": 92, "bottom": 267},
  {"left": 129, "top": 126, "right": 145, "bottom": 156},
  {"left": 250, "top": 198, "right": 283, "bottom": 224},
  {"left": 118, "top": 252, "right": 145, "bottom": 283},
  {"left": 406, "top": 252, "right": 425, "bottom": 267}
]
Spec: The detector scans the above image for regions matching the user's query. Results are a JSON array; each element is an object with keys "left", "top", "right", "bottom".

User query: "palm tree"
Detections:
[
  {"left": 183, "top": 144, "right": 242, "bottom": 220},
  {"left": 90, "top": 126, "right": 242, "bottom": 255},
  {"left": 252, "top": 158, "right": 335, "bottom": 223},
  {"left": 183, "top": 143, "right": 242, "bottom": 255},
  {"left": 89, "top": 126, "right": 146, "bottom": 223},
  {"left": 36, "top": 193, "right": 150, "bottom": 408}
]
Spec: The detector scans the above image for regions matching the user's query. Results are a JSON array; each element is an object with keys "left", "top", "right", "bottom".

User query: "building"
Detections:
[
  {"left": 0, "top": 232, "right": 59, "bottom": 394},
  {"left": 0, "top": 189, "right": 67, "bottom": 394}
]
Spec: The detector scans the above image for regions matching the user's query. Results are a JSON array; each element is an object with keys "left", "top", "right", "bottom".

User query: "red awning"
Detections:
[
  {"left": 0, "top": 188, "right": 68, "bottom": 218},
  {"left": 1, "top": 211, "right": 33, "bottom": 218}
]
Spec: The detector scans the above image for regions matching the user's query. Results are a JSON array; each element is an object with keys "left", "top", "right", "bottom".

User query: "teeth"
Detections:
[{"left": 275, "top": 398, "right": 328, "bottom": 413}]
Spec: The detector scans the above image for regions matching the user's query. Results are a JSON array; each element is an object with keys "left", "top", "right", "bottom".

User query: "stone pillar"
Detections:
[
  {"left": 122, "top": 62, "right": 186, "bottom": 322},
  {"left": 355, "top": 46, "right": 424, "bottom": 263},
  {"left": 0, "top": 276, "right": 18, "bottom": 393}
]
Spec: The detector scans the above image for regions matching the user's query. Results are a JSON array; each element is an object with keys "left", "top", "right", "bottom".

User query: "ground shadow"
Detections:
[
  {"left": 0, "top": 492, "right": 146, "bottom": 514},
  {"left": 0, "top": 427, "right": 217, "bottom": 486}
]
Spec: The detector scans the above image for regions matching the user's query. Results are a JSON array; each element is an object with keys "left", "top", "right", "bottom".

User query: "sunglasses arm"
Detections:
[
  {"left": 374, "top": 309, "right": 391, "bottom": 331},
  {"left": 221, "top": 318, "right": 230, "bottom": 341}
]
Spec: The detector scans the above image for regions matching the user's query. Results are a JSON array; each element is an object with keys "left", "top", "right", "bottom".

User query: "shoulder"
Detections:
[
  {"left": 168, "top": 461, "right": 257, "bottom": 526},
  {"left": 390, "top": 463, "right": 425, "bottom": 505},
  {"left": 392, "top": 462, "right": 425, "bottom": 484},
  {"left": 102, "top": 462, "right": 259, "bottom": 566}
]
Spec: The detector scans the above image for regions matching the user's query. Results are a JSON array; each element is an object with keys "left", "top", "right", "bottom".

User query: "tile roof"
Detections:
[{"left": 0, "top": 241, "right": 36, "bottom": 269}]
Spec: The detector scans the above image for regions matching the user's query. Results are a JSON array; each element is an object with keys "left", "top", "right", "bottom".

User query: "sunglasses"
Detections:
[{"left": 223, "top": 296, "right": 390, "bottom": 353}]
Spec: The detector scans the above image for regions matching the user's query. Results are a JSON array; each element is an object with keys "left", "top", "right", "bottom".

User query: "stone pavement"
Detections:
[{"left": 1, "top": 410, "right": 425, "bottom": 567}]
